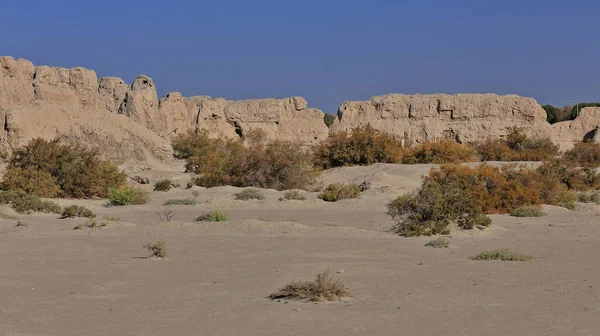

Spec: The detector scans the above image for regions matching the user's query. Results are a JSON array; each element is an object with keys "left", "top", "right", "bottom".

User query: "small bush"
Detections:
[
  {"left": 324, "top": 114, "right": 336, "bottom": 127},
  {"left": 402, "top": 140, "right": 477, "bottom": 164},
  {"left": 425, "top": 237, "right": 450, "bottom": 248},
  {"left": 163, "top": 198, "right": 198, "bottom": 205},
  {"left": 563, "top": 141, "right": 600, "bottom": 168},
  {"left": 283, "top": 190, "right": 307, "bottom": 201},
  {"left": 579, "top": 191, "right": 600, "bottom": 204},
  {"left": 268, "top": 271, "right": 350, "bottom": 302},
  {"left": 318, "top": 183, "right": 361, "bottom": 202},
  {"left": 196, "top": 211, "right": 230, "bottom": 222},
  {"left": 143, "top": 241, "right": 167, "bottom": 258},
  {"left": 153, "top": 179, "right": 174, "bottom": 192},
  {"left": 61, "top": 205, "right": 96, "bottom": 219},
  {"left": 108, "top": 187, "right": 149, "bottom": 206},
  {"left": 0, "top": 190, "right": 62, "bottom": 214},
  {"left": 472, "top": 127, "right": 558, "bottom": 161},
  {"left": 470, "top": 249, "right": 533, "bottom": 261},
  {"left": 1, "top": 138, "right": 126, "bottom": 198},
  {"left": 235, "top": 189, "right": 266, "bottom": 200},
  {"left": 510, "top": 206, "right": 546, "bottom": 217}
]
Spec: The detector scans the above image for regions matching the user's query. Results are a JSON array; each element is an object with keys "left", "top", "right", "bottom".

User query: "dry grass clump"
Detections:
[
  {"left": 318, "top": 183, "right": 361, "bottom": 202},
  {"left": 313, "top": 125, "right": 404, "bottom": 169},
  {"left": 174, "top": 130, "right": 316, "bottom": 190},
  {"left": 425, "top": 237, "right": 450, "bottom": 248},
  {"left": 108, "top": 187, "right": 149, "bottom": 206},
  {"left": 163, "top": 198, "right": 198, "bottom": 205},
  {"left": 0, "top": 190, "right": 62, "bottom": 214},
  {"left": 268, "top": 271, "right": 350, "bottom": 302},
  {"left": 196, "top": 211, "right": 230, "bottom": 222},
  {"left": 73, "top": 219, "right": 107, "bottom": 230},
  {"left": 1, "top": 138, "right": 126, "bottom": 198},
  {"left": 510, "top": 206, "right": 546, "bottom": 217},
  {"left": 235, "top": 188, "right": 266, "bottom": 200},
  {"left": 402, "top": 139, "right": 477, "bottom": 164},
  {"left": 282, "top": 190, "right": 307, "bottom": 201},
  {"left": 61, "top": 205, "right": 96, "bottom": 219},
  {"left": 470, "top": 249, "right": 533, "bottom": 261},
  {"left": 143, "top": 241, "right": 167, "bottom": 258},
  {"left": 472, "top": 127, "right": 558, "bottom": 161},
  {"left": 563, "top": 141, "right": 600, "bottom": 168},
  {"left": 153, "top": 179, "right": 175, "bottom": 192}
]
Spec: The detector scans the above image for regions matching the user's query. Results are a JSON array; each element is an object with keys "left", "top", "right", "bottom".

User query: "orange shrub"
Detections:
[
  {"left": 472, "top": 127, "right": 558, "bottom": 161},
  {"left": 402, "top": 140, "right": 477, "bottom": 164},
  {"left": 563, "top": 141, "right": 600, "bottom": 168}
]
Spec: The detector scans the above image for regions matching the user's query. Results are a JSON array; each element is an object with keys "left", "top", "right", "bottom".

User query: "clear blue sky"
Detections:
[{"left": 1, "top": 0, "right": 598, "bottom": 113}]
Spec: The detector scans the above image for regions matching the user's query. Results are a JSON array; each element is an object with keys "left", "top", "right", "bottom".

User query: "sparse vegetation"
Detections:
[
  {"left": 175, "top": 130, "right": 316, "bottom": 190},
  {"left": 192, "top": 190, "right": 201, "bottom": 198},
  {"left": 578, "top": 191, "right": 600, "bottom": 204},
  {"left": 196, "top": 211, "right": 230, "bottom": 222},
  {"left": 235, "top": 188, "right": 266, "bottom": 200},
  {"left": 425, "top": 237, "right": 450, "bottom": 248},
  {"left": 1, "top": 138, "right": 126, "bottom": 198},
  {"left": 61, "top": 205, "right": 96, "bottom": 219},
  {"left": 143, "top": 241, "right": 167, "bottom": 258},
  {"left": 472, "top": 127, "right": 559, "bottom": 162},
  {"left": 563, "top": 141, "right": 600, "bottom": 168},
  {"left": 470, "top": 249, "right": 533, "bottom": 261},
  {"left": 102, "top": 216, "right": 121, "bottom": 222},
  {"left": 153, "top": 179, "right": 174, "bottom": 192},
  {"left": 282, "top": 190, "right": 307, "bottom": 201},
  {"left": 108, "top": 187, "right": 149, "bottom": 206},
  {"left": 0, "top": 190, "right": 62, "bottom": 214},
  {"left": 73, "top": 219, "right": 106, "bottom": 230},
  {"left": 318, "top": 183, "right": 361, "bottom": 202},
  {"left": 510, "top": 206, "right": 546, "bottom": 217},
  {"left": 157, "top": 209, "right": 176, "bottom": 222},
  {"left": 163, "top": 198, "right": 198, "bottom": 205},
  {"left": 15, "top": 221, "right": 28, "bottom": 228},
  {"left": 268, "top": 271, "right": 350, "bottom": 302}
]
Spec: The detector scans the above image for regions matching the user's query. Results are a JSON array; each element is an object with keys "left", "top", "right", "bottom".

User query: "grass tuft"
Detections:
[
  {"left": 425, "top": 237, "right": 450, "bottom": 248},
  {"left": 510, "top": 206, "right": 546, "bottom": 217},
  {"left": 164, "top": 198, "right": 198, "bottom": 206},
  {"left": 196, "top": 211, "right": 230, "bottom": 222},
  {"left": 268, "top": 271, "right": 351, "bottom": 302},
  {"left": 470, "top": 249, "right": 533, "bottom": 261}
]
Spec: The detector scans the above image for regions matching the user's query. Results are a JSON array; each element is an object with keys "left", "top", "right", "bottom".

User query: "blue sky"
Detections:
[{"left": 1, "top": 0, "right": 598, "bottom": 113}]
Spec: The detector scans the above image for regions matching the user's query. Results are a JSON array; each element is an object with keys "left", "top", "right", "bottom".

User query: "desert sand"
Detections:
[{"left": 1, "top": 163, "right": 599, "bottom": 336}]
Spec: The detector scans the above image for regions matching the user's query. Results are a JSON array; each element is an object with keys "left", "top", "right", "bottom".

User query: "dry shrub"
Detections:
[
  {"left": 318, "top": 183, "right": 361, "bottom": 202},
  {"left": 163, "top": 198, "right": 197, "bottom": 205},
  {"left": 235, "top": 188, "right": 266, "bottom": 200},
  {"left": 470, "top": 249, "right": 533, "bottom": 261},
  {"left": 283, "top": 190, "right": 307, "bottom": 201},
  {"left": 425, "top": 237, "right": 450, "bottom": 248},
  {"left": 472, "top": 127, "right": 558, "bottom": 161},
  {"left": 143, "top": 241, "right": 167, "bottom": 258},
  {"left": 579, "top": 191, "right": 600, "bottom": 204},
  {"left": 0, "top": 190, "right": 62, "bottom": 214},
  {"left": 174, "top": 130, "right": 316, "bottom": 190},
  {"left": 402, "top": 139, "right": 477, "bottom": 164},
  {"left": 153, "top": 179, "right": 174, "bottom": 192},
  {"left": 563, "top": 141, "right": 600, "bottom": 168},
  {"left": 61, "top": 205, "right": 96, "bottom": 219},
  {"left": 312, "top": 125, "right": 404, "bottom": 169},
  {"left": 510, "top": 206, "right": 546, "bottom": 217},
  {"left": 268, "top": 271, "right": 350, "bottom": 302},
  {"left": 2, "top": 138, "right": 126, "bottom": 198}
]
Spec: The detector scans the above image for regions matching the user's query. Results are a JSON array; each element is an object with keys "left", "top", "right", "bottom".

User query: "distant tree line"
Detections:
[{"left": 543, "top": 103, "right": 600, "bottom": 124}]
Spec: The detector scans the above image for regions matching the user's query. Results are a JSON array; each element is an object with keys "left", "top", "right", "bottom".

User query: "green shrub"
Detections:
[
  {"left": 323, "top": 114, "right": 336, "bottom": 127},
  {"left": 563, "top": 141, "right": 600, "bottom": 168},
  {"left": 143, "top": 241, "right": 167, "bottom": 258},
  {"left": 196, "top": 211, "right": 230, "bottom": 222},
  {"left": 268, "top": 271, "right": 350, "bottom": 302},
  {"left": 176, "top": 130, "right": 317, "bottom": 190},
  {"left": 108, "top": 187, "right": 149, "bottom": 206},
  {"left": 282, "top": 190, "right": 307, "bottom": 201},
  {"left": 2, "top": 138, "right": 126, "bottom": 198},
  {"left": 235, "top": 188, "right": 266, "bottom": 200},
  {"left": 425, "top": 237, "right": 450, "bottom": 248},
  {"left": 0, "top": 190, "right": 62, "bottom": 214},
  {"left": 543, "top": 104, "right": 574, "bottom": 124},
  {"left": 163, "top": 198, "right": 198, "bottom": 206},
  {"left": 318, "top": 183, "right": 361, "bottom": 202},
  {"left": 153, "top": 179, "right": 174, "bottom": 192},
  {"left": 61, "top": 205, "right": 96, "bottom": 219},
  {"left": 510, "top": 206, "right": 546, "bottom": 217},
  {"left": 313, "top": 125, "right": 404, "bottom": 169},
  {"left": 470, "top": 249, "right": 533, "bottom": 261}
]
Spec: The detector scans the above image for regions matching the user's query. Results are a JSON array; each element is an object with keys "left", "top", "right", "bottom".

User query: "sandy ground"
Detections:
[{"left": 1, "top": 163, "right": 599, "bottom": 336}]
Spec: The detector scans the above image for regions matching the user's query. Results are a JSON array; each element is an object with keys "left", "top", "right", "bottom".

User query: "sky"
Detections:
[{"left": 1, "top": 0, "right": 599, "bottom": 113}]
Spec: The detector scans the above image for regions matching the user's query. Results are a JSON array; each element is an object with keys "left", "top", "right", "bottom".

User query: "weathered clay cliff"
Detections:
[{"left": 331, "top": 94, "right": 599, "bottom": 150}]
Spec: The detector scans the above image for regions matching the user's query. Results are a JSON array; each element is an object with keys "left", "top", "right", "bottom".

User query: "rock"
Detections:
[
  {"left": 118, "top": 75, "right": 161, "bottom": 133},
  {"left": 99, "top": 77, "right": 128, "bottom": 113},
  {"left": 592, "top": 125, "right": 600, "bottom": 144}
]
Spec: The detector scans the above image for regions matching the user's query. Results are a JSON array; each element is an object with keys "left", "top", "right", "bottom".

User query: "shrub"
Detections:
[
  {"left": 510, "top": 206, "right": 546, "bottom": 217},
  {"left": 313, "top": 125, "right": 404, "bottom": 169},
  {"left": 108, "top": 187, "right": 149, "bottom": 206},
  {"left": 2, "top": 138, "right": 126, "bottom": 198},
  {"left": 470, "top": 249, "right": 533, "bottom": 261},
  {"left": 318, "top": 183, "right": 361, "bottom": 202},
  {"left": 153, "top": 179, "right": 174, "bottom": 192},
  {"left": 268, "top": 271, "right": 350, "bottom": 302},
  {"left": 0, "top": 190, "right": 62, "bottom": 214},
  {"left": 472, "top": 127, "right": 558, "bottom": 161},
  {"left": 61, "top": 205, "right": 96, "bottom": 219},
  {"left": 143, "top": 241, "right": 167, "bottom": 258},
  {"left": 425, "top": 237, "right": 450, "bottom": 248},
  {"left": 235, "top": 188, "right": 266, "bottom": 200},
  {"left": 563, "top": 141, "right": 600, "bottom": 168},
  {"left": 163, "top": 198, "right": 198, "bottom": 206},
  {"left": 282, "top": 190, "right": 307, "bottom": 201},
  {"left": 402, "top": 140, "right": 477, "bottom": 164},
  {"left": 324, "top": 114, "right": 336, "bottom": 127},
  {"left": 73, "top": 219, "right": 106, "bottom": 230},
  {"left": 196, "top": 211, "right": 230, "bottom": 222},
  {"left": 177, "top": 130, "right": 317, "bottom": 190},
  {"left": 579, "top": 191, "right": 600, "bottom": 204}
]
